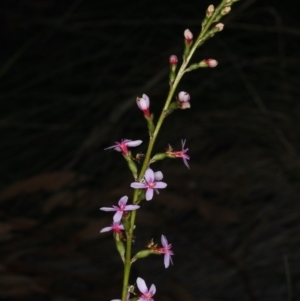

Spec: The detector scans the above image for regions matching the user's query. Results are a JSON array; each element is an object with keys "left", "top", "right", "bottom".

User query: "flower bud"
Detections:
[
  {"left": 206, "top": 4, "right": 214, "bottom": 17},
  {"left": 136, "top": 94, "right": 151, "bottom": 118},
  {"left": 215, "top": 23, "right": 224, "bottom": 32},
  {"left": 184, "top": 29, "right": 193, "bottom": 44},
  {"left": 221, "top": 6, "right": 231, "bottom": 15},
  {"left": 178, "top": 91, "right": 190, "bottom": 103},
  {"left": 169, "top": 55, "right": 178, "bottom": 65},
  {"left": 205, "top": 59, "right": 218, "bottom": 68}
]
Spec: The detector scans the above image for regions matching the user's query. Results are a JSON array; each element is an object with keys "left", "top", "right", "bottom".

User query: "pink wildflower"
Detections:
[
  {"left": 136, "top": 277, "right": 156, "bottom": 301},
  {"left": 159, "top": 235, "right": 174, "bottom": 268},
  {"left": 100, "top": 221, "right": 124, "bottom": 234},
  {"left": 167, "top": 139, "right": 190, "bottom": 169},
  {"left": 105, "top": 139, "right": 142, "bottom": 155},
  {"left": 100, "top": 195, "right": 140, "bottom": 223},
  {"left": 130, "top": 168, "right": 167, "bottom": 201}
]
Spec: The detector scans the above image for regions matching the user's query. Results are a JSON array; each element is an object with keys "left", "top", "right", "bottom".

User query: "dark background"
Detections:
[{"left": 1, "top": 0, "right": 300, "bottom": 300}]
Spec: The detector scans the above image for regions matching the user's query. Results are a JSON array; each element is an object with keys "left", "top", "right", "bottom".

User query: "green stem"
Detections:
[{"left": 120, "top": 3, "right": 228, "bottom": 300}]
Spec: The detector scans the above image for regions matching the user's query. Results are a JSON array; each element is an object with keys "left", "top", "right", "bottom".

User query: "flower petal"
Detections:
[
  {"left": 164, "top": 253, "right": 170, "bottom": 268},
  {"left": 113, "top": 211, "right": 123, "bottom": 223},
  {"left": 100, "top": 226, "right": 112, "bottom": 233},
  {"left": 154, "top": 171, "right": 163, "bottom": 181},
  {"left": 155, "top": 181, "right": 167, "bottom": 189},
  {"left": 144, "top": 168, "right": 154, "bottom": 183},
  {"left": 136, "top": 277, "right": 148, "bottom": 294},
  {"left": 126, "top": 140, "right": 143, "bottom": 147},
  {"left": 161, "top": 234, "right": 168, "bottom": 247},
  {"left": 146, "top": 188, "right": 154, "bottom": 201},
  {"left": 118, "top": 195, "right": 128, "bottom": 206},
  {"left": 130, "top": 182, "right": 146, "bottom": 189},
  {"left": 149, "top": 283, "right": 156, "bottom": 295},
  {"left": 100, "top": 207, "right": 116, "bottom": 212},
  {"left": 124, "top": 205, "right": 140, "bottom": 211}
]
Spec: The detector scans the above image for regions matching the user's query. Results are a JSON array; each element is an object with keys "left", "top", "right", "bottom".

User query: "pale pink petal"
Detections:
[
  {"left": 126, "top": 140, "right": 142, "bottom": 147},
  {"left": 144, "top": 168, "right": 154, "bottom": 182},
  {"left": 161, "top": 234, "right": 168, "bottom": 247},
  {"left": 154, "top": 171, "right": 163, "bottom": 181},
  {"left": 100, "top": 226, "right": 112, "bottom": 233},
  {"left": 113, "top": 211, "right": 123, "bottom": 223},
  {"left": 100, "top": 207, "right": 116, "bottom": 212},
  {"left": 149, "top": 284, "right": 156, "bottom": 295},
  {"left": 155, "top": 181, "right": 167, "bottom": 189},
  {"left": 183, "top": 157, "right": 190, "bottom": 169},
  {"left": 146, "top": 188, "right": 154, "bottom": 201},
  {"left": 124, "top": 205, "right": 140, "bottom": 211},
  {"left": 137, "top": 277, "right": 148, "bottom": 294},
  {"left": 118, "top": 195, "right": 128, "bottom": 206},
  {"left": 130, "top": 182, "right": 146, "bottom": 189},
  {"left": 164, "top": 253, "right": 170, "bottom": 268}
]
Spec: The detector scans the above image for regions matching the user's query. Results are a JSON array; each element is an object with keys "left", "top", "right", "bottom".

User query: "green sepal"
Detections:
[
  {"left": 114, "top": 233, "right": 125, "bottom": 263},
  {"left": 150, "top": 152, "right": 168, "bottom": 164},
  {"left": 131, "top": 249, "right": 158, "bottom": 263}
]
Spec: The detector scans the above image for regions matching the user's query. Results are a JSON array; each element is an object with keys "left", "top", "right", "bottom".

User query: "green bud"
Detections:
[
  {"left": 150, "top": 153, "right": 168, "bottom": 164},
  {"left": 114, "top": 233, "right": 125, "bottom": 262},
  {"left": 131, "top": 249, "right": 157, "bottom": 263}
]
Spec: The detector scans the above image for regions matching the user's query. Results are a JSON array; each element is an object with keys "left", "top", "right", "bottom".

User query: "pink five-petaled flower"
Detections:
[
  {"left": 136, "top": 94, "right": 151, "bottom": 118},
  {"left": 104, "top": 139, "right": 142, "bottom": 156},
  {"left": 136, "top": 277, "right": 156, "bottom": 301},
  {"left": 100, "top": 221, "right": 124, "bottom": 234},
  {"left": 130, "top": 168, "right": 167, "bottom": 201},
  {"left": 100, "top": 195, "right": 140, "bottom": 223},
  {"left": 178, "top": 91, "right": 191, "bottom": 109},
  {"left": 167, "top": 139, "right": 190, "bottom": 169},
  {"left": 159, "top": 234, "right": 174, "bottom": 268}
]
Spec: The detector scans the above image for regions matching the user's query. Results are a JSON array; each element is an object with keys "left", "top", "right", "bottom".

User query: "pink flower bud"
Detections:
[
  {"left": 169, "top": 55, "right": 178, "bottom": 65},
  {"left": 205, "top": 59, "right": 218, "bottom": 68},
  {"left": 184, "top": 29, "right": 193, "bottom": 44},
  {"left": 136, "top": 94, "right": 151, "bottom": 117},
  {"left": 178, "top": 91, "right": 190, "bottom": 103}
]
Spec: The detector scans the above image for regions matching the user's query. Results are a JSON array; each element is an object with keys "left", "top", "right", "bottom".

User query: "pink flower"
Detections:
[
  {"left": 104, "top": 139, "right": 142, "bottom": 155},
  {"left": 130, "top": 168, "right": 167, "bottom": 201},
  {"left": 178, "top": 91, "right": 191, "bottom": 109},
  {"left": 159, "top": 235, "right": 174, "bottom": 268},
  {"left": 100, "top": 221, "right": 124, "bottom": 234},
  {"left": 169, "top": 55, "right": 178, "bottom": 65},
  {"left": 100, "top": 195, "right": 140, "bottom": 223},
  {"left": 136, "top": 94, "right": 151, "bottom": 117},
  {"left": 167, "top": 139, "right": 190, "bottom": 169},
  {"left": 184, "top": 29, "right": 193, "bottom": 44},
  {"left": 136, "top": 277, "right": 156, "bottom": 301}
]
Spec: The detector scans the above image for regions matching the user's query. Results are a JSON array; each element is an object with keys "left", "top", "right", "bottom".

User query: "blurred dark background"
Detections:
[{"left": 1, "top": 0, "right": 300, "bottom": 300}]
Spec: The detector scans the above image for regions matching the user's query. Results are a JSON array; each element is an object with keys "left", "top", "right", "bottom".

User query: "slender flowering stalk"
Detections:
[
  {"left": 100, "top": 196, "right": 140, "bottom": 223},
  {"left": 131, "top": 168, "right": 167, "bottom": 201},
  {"left": 105, "top": 139, "right": 142, "bottom": 155},
  {"left": 136, "top": 277, "right": 156, "bottom": 301},
  {"left": 100, "top": 1, "right": 241, "bottom": 299}
]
